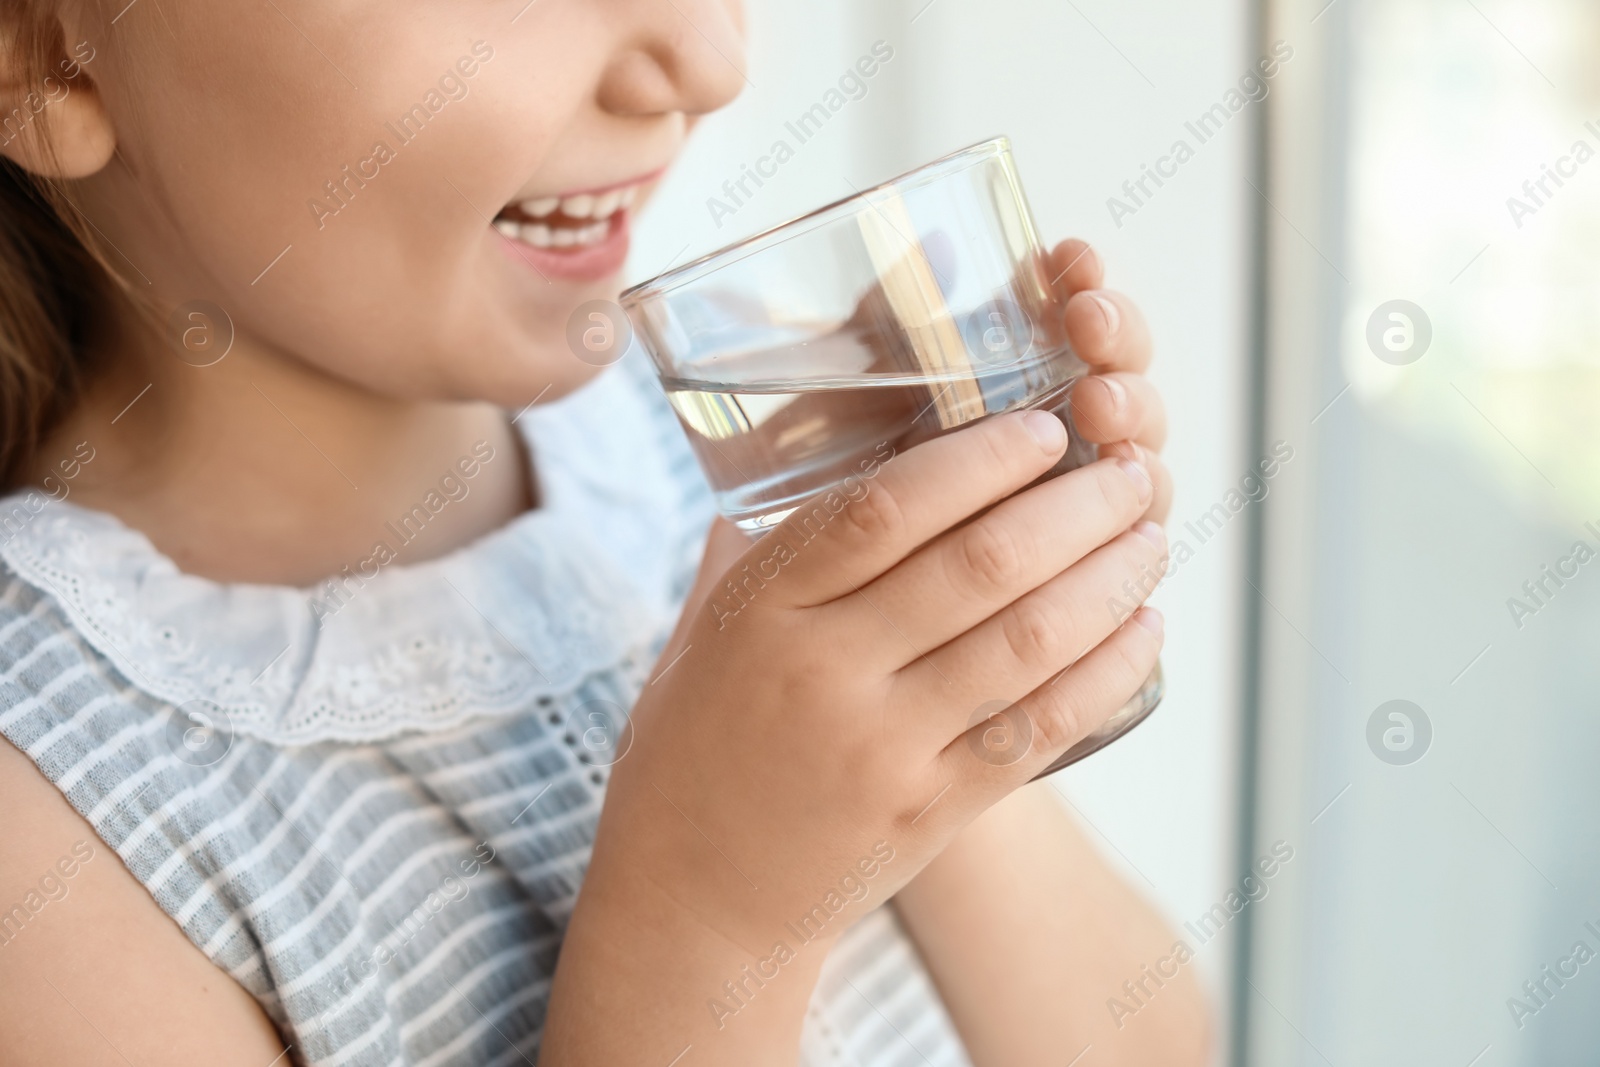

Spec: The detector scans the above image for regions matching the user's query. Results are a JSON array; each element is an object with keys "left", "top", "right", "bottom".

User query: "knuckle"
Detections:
[
  {"left": 1031, "top": 690, "right": 1086, "bottom": 753},
  {"left": 1048, "top": 578, "right": 1094, "bottom": 645},
  {"left": 833, "top": 478, "right": 906, "bottom": 544},
  {"left": 1000, "top": 597, "right": 1065, "bottom": 671},
  {"left": 1115, "top": 624, "right": 1160, "bottom": 675},
  {"left": 773, "top": 626, "right": 849, "bottom": 694},
  {"left": 1095, "top": 461, "right": 1142, "bottom": 519},
  {"left": 1122, "top": 539, "right": 1165, "bottom": 593},
  {"left": 976, "top": 417, "right": 1038, "bottom": 481},
  {"left": 956, "top": 521, "right": 1026, "bottom": 596},
  {"left": 1087, "top": 630, "right": 1154, "bottom": 710},
  {"left": 1055, "top": 592, "right": 1092, "bottom": 651},
  {"left": 1033, "top": 626, "right": 1159, "bottom": 755},
  {"left": 978, "top": 419, "right": 1020, "bottom": 469}
]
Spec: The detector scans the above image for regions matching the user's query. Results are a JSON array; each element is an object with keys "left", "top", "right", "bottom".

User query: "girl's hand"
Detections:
[
  {"left": 1052, "top": 239, "right": 1172, "bottom": 525},
  {"left": 544, "top": 241, "right": 1168, "bottom": 1064}
]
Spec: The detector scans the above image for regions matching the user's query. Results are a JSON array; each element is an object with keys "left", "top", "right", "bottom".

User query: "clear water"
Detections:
[
  {"left": 663, "top": 340, "right": 1161, "bottom": 778},
  {"left": 663, "top": 346, "right": 1094, "bottom": 531}
]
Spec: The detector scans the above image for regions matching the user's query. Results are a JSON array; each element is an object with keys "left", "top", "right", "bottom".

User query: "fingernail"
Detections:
[
  {"left": 1096, "top": 375, "right": 1128, "bottom": 415},
  {"left": 1023, "top": 409, "right": 1067, "bottom": 452},
  {"left": 1092, "top": 293, "right": 1121, "bottom": 337},
  {"left": 1135, "top": 521, "right": 1166, "bottom": 551},
  {"left": 1117, "top": 458, "right": 1153, "bottom": 502},
  {"left": 1134, "top": 607, "right": 1164, "bottom": 636}
]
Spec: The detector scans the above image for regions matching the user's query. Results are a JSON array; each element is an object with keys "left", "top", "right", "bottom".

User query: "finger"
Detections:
[
  {"left": 846, "top": 455, "right": 1154, "bottom": 658},
  {"left": 1068, "top": 372, "right": 1167, "bottom": 451},
  {"left": 939, "top": 606, "right": 1165, "bottom": 788},
  {"left": 897, "top": 523, "right": 1168, "bottom": 723},
  {"left": 751, "top": 409, "right": 1071, "bottom": 610},
  {"left": 1046, "top": 239, "right": 1105, "bottom": 297},
  {"left": 1064, "top": 289, "right": 1151, "bottom": 374},
  {"left": 1099, "top": 442, "right": 1172, "bottom": 525}
]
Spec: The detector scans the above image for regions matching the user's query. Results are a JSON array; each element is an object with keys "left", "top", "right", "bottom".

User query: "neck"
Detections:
[{"left": 32, "top": 302, "right": 534, "bottom": 586}]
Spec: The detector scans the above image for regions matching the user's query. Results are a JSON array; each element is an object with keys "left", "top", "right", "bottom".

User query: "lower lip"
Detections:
[{"left": 494, "top": 211, "right": 631, "bottom": 283}]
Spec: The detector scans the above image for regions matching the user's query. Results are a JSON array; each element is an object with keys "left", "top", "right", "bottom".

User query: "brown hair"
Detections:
[{"left": 0, "top": 10, "right": 117, "bottom": 490}]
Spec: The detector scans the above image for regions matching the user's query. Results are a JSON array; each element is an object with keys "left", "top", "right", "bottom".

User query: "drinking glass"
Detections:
[{"left": 620, "top": 136, "right": 1162, "bottom": 775}]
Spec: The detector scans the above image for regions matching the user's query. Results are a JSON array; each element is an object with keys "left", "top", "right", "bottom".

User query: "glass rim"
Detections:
[{"left": 618, "top": 135, "right": 1013, "bottom": 307}]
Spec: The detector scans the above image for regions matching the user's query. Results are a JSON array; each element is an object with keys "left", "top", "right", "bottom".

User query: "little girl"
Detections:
[{"left": 0, "top": 2, "right": 1205, "bottom": 1064}]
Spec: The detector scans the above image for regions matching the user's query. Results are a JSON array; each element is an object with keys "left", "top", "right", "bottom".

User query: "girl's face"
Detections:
[{"left": 69, "top": 0, "right": 746, "bottom": 404}]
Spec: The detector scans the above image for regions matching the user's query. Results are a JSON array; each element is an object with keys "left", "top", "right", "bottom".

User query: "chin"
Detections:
[{"left": 451, "top": 335, "right": 615, "bottom": 409}]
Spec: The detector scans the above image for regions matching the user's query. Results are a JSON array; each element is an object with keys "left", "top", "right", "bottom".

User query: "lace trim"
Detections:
[
  {"left": 1, "top": 497, "right": 662, "bottom": 745},
  {"left": 0, "top": 352, "right": 702, "bottom": 746}
]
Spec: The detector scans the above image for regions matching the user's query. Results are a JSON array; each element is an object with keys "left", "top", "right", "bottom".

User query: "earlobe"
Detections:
[{"left": 0, "top": 74, "right": 115, "bottom": 178}]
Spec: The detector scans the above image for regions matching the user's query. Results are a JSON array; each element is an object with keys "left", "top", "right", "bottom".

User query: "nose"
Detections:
[{"left": 596, "top": 0, "right": 747, "bottom": 119}]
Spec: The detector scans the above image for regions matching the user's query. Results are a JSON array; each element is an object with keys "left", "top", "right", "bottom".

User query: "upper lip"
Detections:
[{"left": 500, "top": 165, "right": 667, "bottom": 212}]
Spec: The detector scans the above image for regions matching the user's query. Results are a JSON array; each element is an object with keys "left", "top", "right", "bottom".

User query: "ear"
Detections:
[{"left": 0, "top": 21, "right": 114, "bottom": 179}]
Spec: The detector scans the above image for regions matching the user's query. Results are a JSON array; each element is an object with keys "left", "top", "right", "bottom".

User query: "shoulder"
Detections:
[
  {"left": 0, "top": 736, "right": 286, "bottom": 1065},
  {"left": 0, "top": 569, "right": 286, "bottom": 1062},
  {"left": 0, "top": 569, "right": 133, "bottom": 772},
  {"left": 0, "top": 571, "right": 93, "bottom": 739}
]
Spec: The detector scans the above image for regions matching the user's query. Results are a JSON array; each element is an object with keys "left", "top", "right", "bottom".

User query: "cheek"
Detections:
[{"left": 106, "top": 5, "right": 608, "bottom": 404}]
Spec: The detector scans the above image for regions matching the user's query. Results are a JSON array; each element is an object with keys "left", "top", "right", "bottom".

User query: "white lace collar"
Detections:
[{"left": 0, "top": 353, "right": 704, "bottom": 745}]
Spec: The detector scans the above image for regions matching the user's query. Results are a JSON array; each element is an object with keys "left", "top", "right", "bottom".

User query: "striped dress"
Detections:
[{"left": 0, "top": 349, "right": 972, "bottom": 1067}]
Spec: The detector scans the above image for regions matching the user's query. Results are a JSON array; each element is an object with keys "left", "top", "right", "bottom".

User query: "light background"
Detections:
[
  {"left": 629, "top": 1, "right": 1258, "bottom": 1057},
  {"left": 1246, "top": 0, "right": 1600, "bottom": 1064},
  {"left": 629, "top": 2, "right": 1600, "bottom": 1065}
]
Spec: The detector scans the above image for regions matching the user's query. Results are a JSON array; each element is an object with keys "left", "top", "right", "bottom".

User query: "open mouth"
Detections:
[
  {"left": 492, "top": 184, "right": 640, "bottom": 251},
  {"left": 490, "top": 171, "right": 660, "bottom": 282}
]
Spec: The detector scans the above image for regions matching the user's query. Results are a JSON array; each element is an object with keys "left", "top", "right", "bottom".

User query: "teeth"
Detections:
[
  {"left": 561, "top": 193, "right": 596, "bottom": 219},
  {"left": 511, "top": 185, "right": 637, "bottom": 227},
  {"left": 499, "top": 209, "right": 617, "bottom": 250}
]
